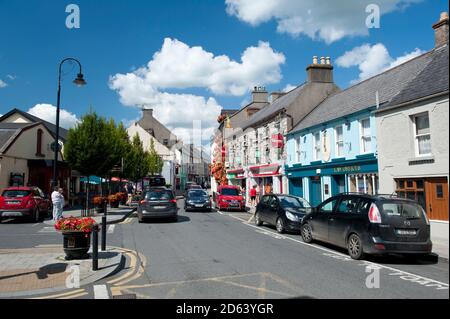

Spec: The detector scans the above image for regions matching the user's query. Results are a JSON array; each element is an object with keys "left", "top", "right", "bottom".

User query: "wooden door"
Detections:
[{"left": 425, "top": 178, "right": 449, "bottom": 221}]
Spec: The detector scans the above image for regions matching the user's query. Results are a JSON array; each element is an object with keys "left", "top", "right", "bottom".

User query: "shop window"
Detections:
[{"left": 406, "top": 180, "right": 414, "bottom": 188}]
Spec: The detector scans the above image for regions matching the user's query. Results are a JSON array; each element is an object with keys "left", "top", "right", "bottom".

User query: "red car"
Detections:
[
  {"left": 214, "top": 185, "right": 245, "bottom": 211},
  {"left": 0, "top": 187, "right": 51, "bottom": 222}
]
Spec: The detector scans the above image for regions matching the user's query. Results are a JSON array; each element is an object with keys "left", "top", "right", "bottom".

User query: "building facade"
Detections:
[{"left": 376, "top": 13, "right": 449, "bottom": 223}]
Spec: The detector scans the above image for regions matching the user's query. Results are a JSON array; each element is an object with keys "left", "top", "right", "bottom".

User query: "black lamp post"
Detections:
[{"left": 52, "top": 58, "right": 86, "bottom": 189}]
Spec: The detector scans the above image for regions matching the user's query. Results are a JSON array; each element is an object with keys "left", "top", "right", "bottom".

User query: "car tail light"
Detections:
[
  {"left": 374, "top": 244, "right": 385, "bottom": 250},
  {"left": 139, "top": 200, "right": 147, "bottom": 205},
  {"left": 368, "top": 203, "right": 382, "bottom": 224},
  {"left": 170, "top": 199, "right": 177, "bottom": 203}
]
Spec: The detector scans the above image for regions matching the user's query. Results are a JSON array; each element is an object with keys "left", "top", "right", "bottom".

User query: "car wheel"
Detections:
[
  {"left": 301, "top": 223, "right": 314, "bottom": 243},
  {"left": 347, "top": 234, "right": 364, "bottom": 260},
  {"left": 276, "top": 218, "right": 285, "bottom": 234},
  {"left": 32, "top": 209, "right": 40, "bottom": 223},
  {"left": 254, "top": 212, "right": 263, "bottom": 226}
]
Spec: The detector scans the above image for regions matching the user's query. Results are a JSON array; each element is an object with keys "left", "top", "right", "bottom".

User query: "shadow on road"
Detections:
[{"left": 139, "top": 215, "right": 191, "bottom": 224}]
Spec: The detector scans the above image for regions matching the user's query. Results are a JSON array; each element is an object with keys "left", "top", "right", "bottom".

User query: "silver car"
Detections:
[{"left": 137, "top": 188, "right": 178, "bottom": 223}]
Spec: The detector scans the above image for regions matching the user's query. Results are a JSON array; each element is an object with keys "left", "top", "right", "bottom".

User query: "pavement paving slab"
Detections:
[{"left": 0, "top": 246, "right": 123, "bottom": 298}]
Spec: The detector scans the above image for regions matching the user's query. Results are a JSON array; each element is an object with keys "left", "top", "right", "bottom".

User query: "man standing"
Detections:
[{"left": 52, "top": 187, "right": 65, "bottom": 221}]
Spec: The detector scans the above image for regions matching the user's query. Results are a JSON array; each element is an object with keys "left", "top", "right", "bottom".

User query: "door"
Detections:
[
  {"left": 266, "top": 196, "right": 280, "bottom": 225},
  {"left": 425, "top": 178, "right": 449, "bottom": 221},
  {"left": 257, "top": 195, "right": 270, "bottom": 222},
  {"left": 310, "top": 179, "right": 322, "bottom": 207},
  {"left": 289, "top": 179, "right": 303, "bottom": 197},
  {"left": 328, "top": 196, "right": 359, "bottom": 247},
  {"left": 310, "top": 197, "right": 338, "bottom": 241}
]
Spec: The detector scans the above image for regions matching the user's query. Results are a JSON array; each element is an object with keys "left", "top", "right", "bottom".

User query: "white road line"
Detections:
[
  {"left": 38, "top": 227, "right": 56, "bottom": 233},
  {"left": 32, "top": 223, "right": 40, "bottom": 227},
  {"left": 93, "top": 285, "right": 110, "bottom": 299},
  {"left": 221, "top": 211, "right": 449, "bottom": 288},
  {"left": 107, "top": 225, "right": 115, "bottom": 234}
]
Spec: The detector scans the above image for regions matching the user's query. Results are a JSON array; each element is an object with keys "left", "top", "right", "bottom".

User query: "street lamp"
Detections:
[{"left": 52, "top": 58, "right": 86, "bottom": 189}]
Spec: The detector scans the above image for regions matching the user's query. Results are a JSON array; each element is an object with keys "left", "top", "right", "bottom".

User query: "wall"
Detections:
[{"left": 376, "top": 96, "right": 449, "bottom": 193}]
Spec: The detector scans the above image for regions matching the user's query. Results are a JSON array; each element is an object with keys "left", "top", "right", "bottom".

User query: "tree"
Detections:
[
  {"left": 123, "top": 134, "right": 150, "bottom": 187},
  {"left": 148, "top": 138, "right": 164, "bottom": 176},
  {"left": 64, "top": 111, "right": 129, "bottom": 213}
]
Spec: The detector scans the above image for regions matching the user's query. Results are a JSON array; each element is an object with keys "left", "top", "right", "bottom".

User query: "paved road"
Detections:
[{"left": 1, "top": 200, "right": 448, "bottom": 299}]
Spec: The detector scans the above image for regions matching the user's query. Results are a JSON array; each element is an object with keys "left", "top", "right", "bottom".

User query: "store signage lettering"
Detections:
[{"left": 334, "top": 166, "right": 361, "bottom": 173}]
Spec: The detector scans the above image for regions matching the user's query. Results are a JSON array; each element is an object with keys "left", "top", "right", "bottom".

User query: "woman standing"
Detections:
[{"left": 52, "top": 187, "right": 65, "bottom": 221}]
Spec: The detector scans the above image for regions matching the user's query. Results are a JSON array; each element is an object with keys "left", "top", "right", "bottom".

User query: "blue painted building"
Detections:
[{"left": 285, "top": 53, "right": 432, "bottom": 206}]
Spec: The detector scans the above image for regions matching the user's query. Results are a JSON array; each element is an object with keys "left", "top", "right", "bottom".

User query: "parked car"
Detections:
[
  {"left": 214, "top": 185, "right": 245, "bottom": 211},
  {"left": 137, "top": 187, "right": 178, "bottom": 222},
  {"left": 300, "top": 193, "right": 432, "bottom": 260},
  {"left": 184, "top": 189, "right": 212, "bottom": 212},
  {"left": 0, "top": 187, "right": 51, "bottom": 222},
  {"left": 255, "top": 195, "right": 312, "bottom": 233}
]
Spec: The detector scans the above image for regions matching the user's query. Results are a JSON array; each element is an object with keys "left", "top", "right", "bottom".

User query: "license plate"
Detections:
[
  {"left": 153, "top": 206, "right": 166, "bottom": 209},
  {"left": 195, "top": 204, "right": 204, "bottom": 208},
  {"left": 2, "top": 212, "right": 22, "bottom": 217},
  {"left": 6, "top": 201, "right": 20, "bottom": 205},
  {"left": 396, "top": 229, "right": 417, "bottom": 236}
]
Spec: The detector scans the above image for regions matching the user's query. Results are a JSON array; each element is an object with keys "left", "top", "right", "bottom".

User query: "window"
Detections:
[
  {"left": 335, "top": 125, "right": 344, "bottom": 157},
  {"left": 436, "top": 185, "right": 444, "bottom": 198},
  {"left": 319, "top": 198, "right": 338, "bottom": 213},
  {"left": 360, "top": 118, "right": 371, "bottom": 153},
  {"left": 163, "top": 139, "right": 169, "bottom": 146},
  {"left": 337, "top": 197, "right": 358, "bottom": 213},
  {"left": 414, "top": 113, "right": 432, "bottom": 156},
  {"left": 313, "top": 132, "right": 321, "bottom": 160},
  {"left": 356, "top": 199, "right": 371, "bottom": 214},
  {"left": 295, "top": 137, "right": 301, "bottom": 162},
  {"left": 396, "top": 178, "right": 426, "bottom": 210},
  {"left": 36, "top": 129, "right": 43, "bottom": 156}
]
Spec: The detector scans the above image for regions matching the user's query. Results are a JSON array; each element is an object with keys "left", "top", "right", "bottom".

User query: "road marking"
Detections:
[
  {"left": 32, "top": 223, "right": 40, "bottom": 227},
  {"left": 58, "top": 292, "right": 88, "bottom": 299},
  {"left": 38, "top": 227, "right": 56, "bottom": 233},
  {"left": 30, "top": 289, "right": 85, "bottom": 299},
  {"left": 94, "top": 285, "right": 110, "bottom": 299},
  {"left": 219, "top": 210, "right": 449, "bottom": 290},
  {"left": 107, "top": 225, "right": 115, "bottom": 234}
]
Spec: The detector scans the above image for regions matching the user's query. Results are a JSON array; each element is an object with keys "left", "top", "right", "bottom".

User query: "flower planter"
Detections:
[
  {"left": 110, "top": 201, "right": 119, "bottom": 208},
  {"left": 62, "top": 231, "right": 91, "bottom": 260}
]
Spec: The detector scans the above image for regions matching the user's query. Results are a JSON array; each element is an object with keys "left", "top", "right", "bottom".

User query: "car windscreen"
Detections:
[
  {"left": 220, "top": 188, "right": 239, "bottom": 196},
  {"left": 149, "top": 178, "right": 165, "bottom": 186},
  {"left": 1, "top": 190, "right": 31, "bottom": 198},
  {"left": 144, "top": 190, "right": 174, "bottom": 201},
  {"left": 381, "top": 201, "right": 424, "bottom": 219},
  {"left": 279, "top": 196, "right": 311, "bottom": 209},
  {"left": 188, "top": 190, "right": 208, "bottom": 198}
]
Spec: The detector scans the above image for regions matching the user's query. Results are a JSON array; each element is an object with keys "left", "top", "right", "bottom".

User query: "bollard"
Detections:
[
  {"left": 101, "top": 216, "right": 107, "bottom": 251},
  {"left": 92, "top": 224, "right": 99, "bottom": 271}
]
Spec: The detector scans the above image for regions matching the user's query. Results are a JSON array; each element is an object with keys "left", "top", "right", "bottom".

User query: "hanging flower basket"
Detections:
[
  {"left": 54, "top": 217, "right": 96, "bottom": 260},
  {"left": 108, "top": 194, "right": 120, "bottom": 208}
]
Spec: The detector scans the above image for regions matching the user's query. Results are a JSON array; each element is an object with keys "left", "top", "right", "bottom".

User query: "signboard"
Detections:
[
  {"left": 271, "top": 134, "right": 284, "bottom": 148},
  {"left": 333, "top": 166, "right": 362, "bottom": 174}
]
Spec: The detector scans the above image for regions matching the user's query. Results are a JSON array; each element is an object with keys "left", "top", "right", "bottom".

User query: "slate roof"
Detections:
[
  {"left": 382, "top": 45, "right": 449, "bottom": 109},
  {"left": 292, "top": 50, "right": 435, "bottom": 133},
  {"left": 241, "top": 83, "right": 306, "bottom": 130},
  {"left": 0, "top": 108, "right": 69, "bottom": 141},
  {"left": 0, "top": 123, "right": 38, "bottom": 153}
]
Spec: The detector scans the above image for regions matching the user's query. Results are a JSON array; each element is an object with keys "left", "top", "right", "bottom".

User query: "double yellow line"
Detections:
[{"left": 30, "top": 289, "right": 88, "bottom": 299}]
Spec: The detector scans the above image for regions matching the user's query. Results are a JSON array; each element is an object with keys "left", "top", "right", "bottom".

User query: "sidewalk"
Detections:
[
  {"left": 0, "top": 246, "right": 122, "bottom": 298},
  {"left": 431, "top": 221, "right": 449, "bottom": 260},
  {"left": 44, "top": 205, "right": 136, "bottom": 226}
]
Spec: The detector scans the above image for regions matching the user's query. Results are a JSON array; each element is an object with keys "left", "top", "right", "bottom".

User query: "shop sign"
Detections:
[
  {"left": 333, "top": 165, "right": 362, "bottom": 174},
  {"left": 271, "top": 134, "right": 284, "bottom": 148}
]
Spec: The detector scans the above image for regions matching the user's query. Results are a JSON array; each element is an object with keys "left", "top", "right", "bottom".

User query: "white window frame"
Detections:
[
  {"left": 334, "top": 125, "right": 344, "bottom": 157},
  {"left": 359, "top": 118, "right": 372, "bottom": 154},
  {"left": 413, "top": 113, "right": 432, "bottom": 157},
  {"left": 313, "top": 132, "right": 321, "bottom": 160}
]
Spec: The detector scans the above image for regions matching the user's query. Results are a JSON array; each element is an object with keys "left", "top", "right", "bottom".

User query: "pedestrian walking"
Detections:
[
  {"left": 52, "top": 187, "right": 65, "bottom": 222},
  {"left": 250, "top": 185, "right": 257, "bottom": 207}
]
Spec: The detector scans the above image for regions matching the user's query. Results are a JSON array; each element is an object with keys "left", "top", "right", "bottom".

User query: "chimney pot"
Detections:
[
  {"left": 441, "top": 12, "right": 449, "bottom": 21},
  {"left": 313, "top": 56, "right": 318, "bottom": 64},
  {"left": 326, "top": 57, "right": 331, "bottom": 65},
  {"left": 320, "top": 57, "right": 325, "bottom": 65}
]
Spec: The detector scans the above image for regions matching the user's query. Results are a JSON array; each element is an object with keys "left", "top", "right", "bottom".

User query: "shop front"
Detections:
[
  {"left": 286, "top": 155, "right": 379, "bottom": 206},
  {"left": 248, "top": 164, "right": 283, "bottom": 197},
  {"left": 227, "top": 168, "right": 246, "bottom": 189}
]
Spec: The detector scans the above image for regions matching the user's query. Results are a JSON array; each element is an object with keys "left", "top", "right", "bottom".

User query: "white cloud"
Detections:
[
  {"left": 282, "top": 84, "right": 297, "bottom": 93},
  {"left": 0, "top": 79, "right": 7, "bottom": 88},
  {"left": 226, "top": 0, "right": 422, "bottom": 43},
  {"left": 6, "top": 75, "right": 16, "bottom": 80},
  {"left": 110, "top": 38, "right": 285, "bottom": 144},
  {"left": 27, "top": 104, "right": 80, "bottom": 129},
  {"left": 336, "top": 43, "right": 425, "bottom": 83}
]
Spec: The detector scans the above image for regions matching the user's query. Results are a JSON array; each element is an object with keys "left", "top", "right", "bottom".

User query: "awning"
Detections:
[
  {"left": 249, "top": 164, "right": 280, "bottom": 177},
  {"left": 110, "top": 177, "right": 129, "bottom": 182},
  {"left": 80, "top": 176, "right": 106, "bottom": 185}
]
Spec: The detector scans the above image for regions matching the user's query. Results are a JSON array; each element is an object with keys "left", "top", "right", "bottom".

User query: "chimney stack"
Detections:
[
  {"left": 306, "top": 55, "right": 334, "bottom": 83},
  {"left": 270, "top": 92, "right": 286, "bottom": 102},
  {"left": 433, "top": 12, "right": 449, "bottom": 48},
  {"left": 251, "top": 86, "right": 269, "bottom": 103},
  {"left": 142, "top": 108, "right": 154, "bottom": 121}
]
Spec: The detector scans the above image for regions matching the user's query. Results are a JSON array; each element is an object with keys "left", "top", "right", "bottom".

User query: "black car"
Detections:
[
  {"left": 146, "top": 176, "right": 166, "bottom": 187},
  {"left": 137, "top": 188, "right": 178, "bottom": 222},
  {"left": 184, "top": 183, "right": 202, "bottom": 196},
  {"left": 184, "top": 189, "right": 212, "bottom": 212},
  {"left": 255, "top": 195, "right": 312, "bottom": 233},
  {"left": 300, "top": 193, "right": 432, "bottom": 260}
]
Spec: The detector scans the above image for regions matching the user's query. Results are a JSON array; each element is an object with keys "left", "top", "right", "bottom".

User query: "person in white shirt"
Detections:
[{"left": 52, "top": 187, "right": 65, "bottom": 221}]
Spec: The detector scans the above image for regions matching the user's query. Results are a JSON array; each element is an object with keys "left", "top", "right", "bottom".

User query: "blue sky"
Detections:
[{"left": 0, "top": 0, "right": 448, "bottom": 146}]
